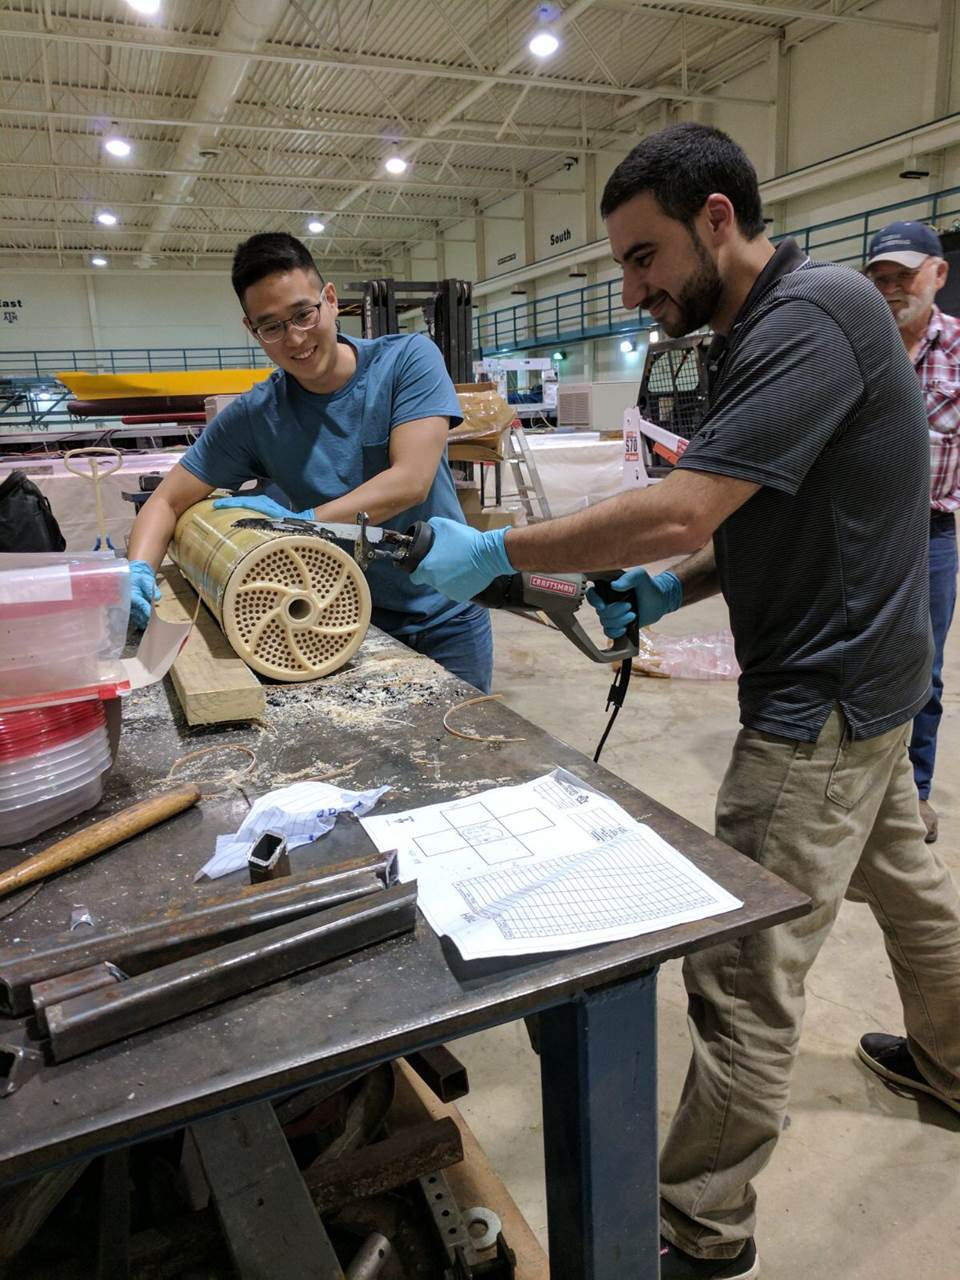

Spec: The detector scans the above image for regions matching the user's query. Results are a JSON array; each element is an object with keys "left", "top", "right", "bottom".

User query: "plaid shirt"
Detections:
[{"left": 914, "top": 305, "right": 960, "bottom": 512}]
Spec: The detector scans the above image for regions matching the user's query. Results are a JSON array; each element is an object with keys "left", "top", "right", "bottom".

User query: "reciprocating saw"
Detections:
[
  {"left": 230, "top": 511, "right": 639, "bottom": 666},
  {"left": 231, "top": 510, "right": 639, "bottom": 760}
]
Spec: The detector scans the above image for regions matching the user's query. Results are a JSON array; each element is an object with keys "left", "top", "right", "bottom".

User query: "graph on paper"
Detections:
[
  {"left": 453, "top": 834, "right": 718, "bottom": 941},
  {"left": 360, "top": 768, "right": 743, "bottom": 960}
]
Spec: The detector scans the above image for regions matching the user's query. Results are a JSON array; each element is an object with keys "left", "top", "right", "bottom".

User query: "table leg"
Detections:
[
  {"left": 538, "top": 967, "right": 660, "bottom": 1280},
  {"left": 191, "top": 1101, "right": 344, "bottom": 1279},
  {"left": 97, "top": 1148, "right": 131, "bottom": 1280}
]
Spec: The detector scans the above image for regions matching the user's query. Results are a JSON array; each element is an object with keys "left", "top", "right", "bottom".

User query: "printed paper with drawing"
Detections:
[{"left": 360, "top": 769, "right": 741, "bottom": 960}]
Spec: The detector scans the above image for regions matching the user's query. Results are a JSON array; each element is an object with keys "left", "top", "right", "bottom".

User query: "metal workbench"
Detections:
[{"left": 0, "top": 628, "right": 808, "bottom": 1279}]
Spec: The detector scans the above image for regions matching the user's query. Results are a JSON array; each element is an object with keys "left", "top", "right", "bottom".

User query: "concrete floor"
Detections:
[{"left": 453, "top": 582, "right": 960, "bottom": 1277}]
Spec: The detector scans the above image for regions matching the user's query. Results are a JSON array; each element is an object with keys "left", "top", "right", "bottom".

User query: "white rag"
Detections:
[{"left": 196, "top": 780, "right": 390, "bottom": 880}]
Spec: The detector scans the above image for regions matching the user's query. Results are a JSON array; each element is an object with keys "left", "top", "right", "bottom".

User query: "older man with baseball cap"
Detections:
[{"left": 865, "top": 221, "right": 960, "bottom": 842}]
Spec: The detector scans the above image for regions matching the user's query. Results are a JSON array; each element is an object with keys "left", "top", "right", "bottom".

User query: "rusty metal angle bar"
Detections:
[
  {"left": 0, "top": 850, "right": 398, "bottom": 1016},
  {"left": 304, "top": 1116, "right": 463, "bottom": 1213},
  {"left": 45, "top": 882, "right": 417, "bottom": 1062}
]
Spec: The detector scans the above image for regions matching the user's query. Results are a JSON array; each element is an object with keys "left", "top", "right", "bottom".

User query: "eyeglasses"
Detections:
[{"left": 253, "top": 301, "right": 325, "bottom": 344}]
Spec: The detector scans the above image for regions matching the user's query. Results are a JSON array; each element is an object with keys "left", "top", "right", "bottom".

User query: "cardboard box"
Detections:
[
  {"left": 204, "top": 394, "right": 240, "bottom": 423},
  {"left": 456, "top": 485, "right": 482, "bottom": 515},
  {"left": 466, "top": 508, "right": 517, "bottom": 531}
]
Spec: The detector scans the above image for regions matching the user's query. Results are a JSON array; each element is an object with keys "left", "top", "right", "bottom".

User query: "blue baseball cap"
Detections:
[{"left": 865, "top": 220, "right": 943, "bottom": 270}]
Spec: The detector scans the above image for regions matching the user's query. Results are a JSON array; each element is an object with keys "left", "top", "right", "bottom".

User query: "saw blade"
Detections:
[{"left": 229, "top": 516, "right": 378, "bottom": 545}]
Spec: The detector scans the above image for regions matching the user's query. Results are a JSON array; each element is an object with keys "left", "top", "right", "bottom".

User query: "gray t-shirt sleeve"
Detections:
[
  {"left": 180, "top": 394, "right": 262, "bottom": 490},
  {"left": 677, "top": 299, "right": 866, "bottom": 495}
]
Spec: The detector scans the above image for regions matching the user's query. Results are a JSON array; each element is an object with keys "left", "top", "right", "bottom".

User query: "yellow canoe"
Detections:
[{"left": 57, "top": 369, "right": 273, "bottom": 400}]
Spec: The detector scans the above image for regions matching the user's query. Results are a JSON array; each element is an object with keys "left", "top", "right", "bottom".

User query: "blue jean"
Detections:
[
  {"left": 402, "top": 603, "right": 493, "bottom": 693},
  {"left": 909, "top": 513, "right": 958, "bottom": 799}
]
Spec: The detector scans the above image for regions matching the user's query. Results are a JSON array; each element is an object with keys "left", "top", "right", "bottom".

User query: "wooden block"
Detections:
[
  {"left": 392, "top": 1060, "right": 549, "bottom": 1280},
  {"left": 157, "top": 566, "right": 265, "bottom": 726}
]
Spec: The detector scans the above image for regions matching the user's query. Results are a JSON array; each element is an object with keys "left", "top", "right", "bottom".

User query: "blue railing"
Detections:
[
  {"left": 474, "top": 183, "right": 960, "bottom": 355},
  {"left": 773, "top": 183, "right": 960, "bottom": 265},
  {"left": 0, "top": 344, "right": 272, "bottom": 379},
  {"left": 474, "top": 277, "right": 650, "bottom": 355}
]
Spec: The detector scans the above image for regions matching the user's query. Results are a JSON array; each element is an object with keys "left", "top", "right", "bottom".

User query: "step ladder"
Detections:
[{"left": 503, "top": 423, "right": 552, "bottom": 522}]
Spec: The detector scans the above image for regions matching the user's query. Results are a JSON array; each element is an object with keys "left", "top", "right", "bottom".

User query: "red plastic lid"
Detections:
[
  {"left": 0, "top": 699, "right": 106, "bottom": 762},
  {"left": 0, "top": 681, "right": 130, "bottom": 715}
]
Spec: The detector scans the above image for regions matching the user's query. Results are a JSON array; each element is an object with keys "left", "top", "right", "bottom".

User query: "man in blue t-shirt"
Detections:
[{"left": 127, "top": 232, "right": 492, "bottom": 691}]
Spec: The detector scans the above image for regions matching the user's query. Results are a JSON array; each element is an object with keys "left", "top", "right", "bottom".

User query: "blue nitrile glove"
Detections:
[
  {"left": 586, "top": 568, "right": 683, "bottom": 639},
  {"left": 212, "top": 495, "right": 314, "bottom": 521},
  {"left": 129, "top": 560, "right": 161, "bottom": 631},
  {"left": 408, "top": 517, "right": 514, "bottom": 603}
]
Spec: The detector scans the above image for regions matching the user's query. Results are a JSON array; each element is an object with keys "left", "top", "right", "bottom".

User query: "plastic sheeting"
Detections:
[{"left": 499, "top": 433, "right": 625, "bottom": 517}]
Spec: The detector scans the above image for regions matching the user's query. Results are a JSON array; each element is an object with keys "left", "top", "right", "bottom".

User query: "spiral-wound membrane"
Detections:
[{"left": 171, "top": 499, "right": 371, "bottom": 681}]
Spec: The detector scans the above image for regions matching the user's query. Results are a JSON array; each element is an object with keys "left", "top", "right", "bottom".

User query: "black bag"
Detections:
[{"left": 0, "top": 470, "right": 66, "bottom": 552}]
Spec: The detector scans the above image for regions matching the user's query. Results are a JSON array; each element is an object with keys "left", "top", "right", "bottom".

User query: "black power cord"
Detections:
[{"left": 593, "top": 617, "right": 639, "bottom": 763}]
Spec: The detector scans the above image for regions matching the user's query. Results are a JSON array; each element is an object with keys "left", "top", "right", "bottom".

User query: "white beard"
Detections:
[
  {"left": 889, "top": 277, "right": 939, "bottom": 330},
  {"left": 892, "top": 294, "right": 930, "bottom": 329}
]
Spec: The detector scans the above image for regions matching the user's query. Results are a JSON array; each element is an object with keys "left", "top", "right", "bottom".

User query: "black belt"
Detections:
[{"left": 930, "top": 509, "right": 956, "bottom": 530}]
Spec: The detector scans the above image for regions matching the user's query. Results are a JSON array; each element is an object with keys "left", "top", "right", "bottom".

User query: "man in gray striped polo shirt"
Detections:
[{"left": 410, "top": 124, "right": 960, "bottom": 1280}]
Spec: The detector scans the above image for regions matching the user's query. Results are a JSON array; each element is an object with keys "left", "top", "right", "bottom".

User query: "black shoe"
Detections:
[
  {"left": 857, "top": 1033, "right": 960, "bottom": 1114},
  {"left": 659, "top": 1236, "right": 759, "bottom": 1279}
]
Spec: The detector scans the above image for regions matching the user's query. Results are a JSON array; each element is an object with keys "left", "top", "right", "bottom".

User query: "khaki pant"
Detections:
[{"left": 659, "top": 708, "right": 960, "bottom": 1260}]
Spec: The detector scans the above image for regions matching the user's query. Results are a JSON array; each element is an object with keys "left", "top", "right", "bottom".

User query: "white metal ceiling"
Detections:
[{"left": 0, "top": 0, "right": 933, "bottom": 273}]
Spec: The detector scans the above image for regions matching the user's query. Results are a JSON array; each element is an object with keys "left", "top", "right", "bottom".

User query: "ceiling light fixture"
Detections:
[
  {"left": 648, "top": 327, "right": 661, "bottom": 344},
  {"left": 96, "top": 211, "right": 118, "bottom": 226},
  {"left": 104, "top": 125, "right": 132, "bottom": 158},
  {"left": 126, "top": 0, "right": 161, "bottom": 13},
  {"left": 307, "top": 219, "right": 325, "bottom": 233},
  {"left": 619, "top": 338, "right": 635, "bottom": 353},
  {"left": 384, "top": 155, "right": 408, "bottom": 175},
  {"left": 529, "top": 29, "right": 560, "bottom": 58},
  {"left": 551, "top": 349, "right": 567, "bottom": 361},
  {"left": 90, "top": 256, "right": 108, "bottom": 267}
]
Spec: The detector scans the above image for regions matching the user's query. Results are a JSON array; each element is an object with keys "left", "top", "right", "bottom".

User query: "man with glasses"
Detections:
[
  {"left": 126, "top": 232, "right": 493, "bottom": 691},
  {"left": 865, "top": 221, "right": 960, "bottom": 843}
]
